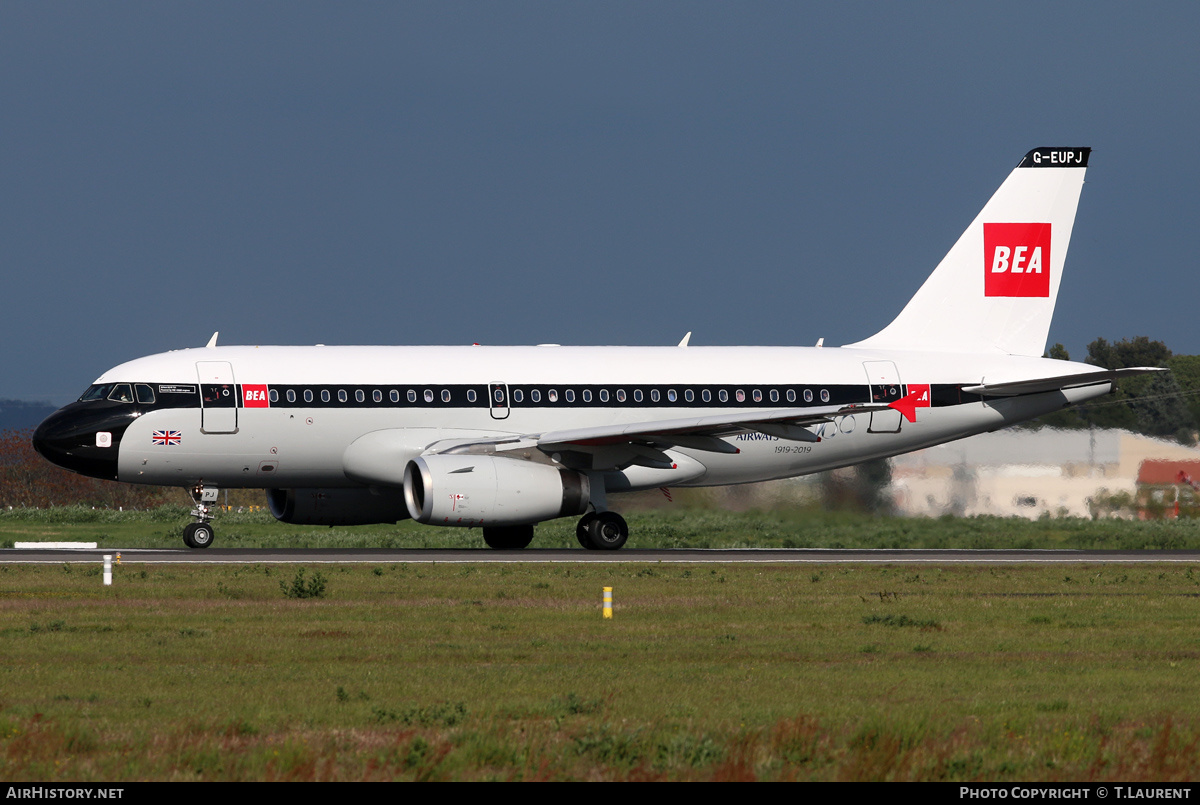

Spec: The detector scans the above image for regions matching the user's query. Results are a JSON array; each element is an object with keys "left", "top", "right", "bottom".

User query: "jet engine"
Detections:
[
  {"left": 403, "top": 454, "right": 590, "bottom": 526},
  {"left": 267, "top": 487, "right": 410, "bottom": 526}
]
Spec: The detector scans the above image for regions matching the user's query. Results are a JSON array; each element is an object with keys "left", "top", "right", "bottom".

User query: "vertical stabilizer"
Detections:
[{"left": 846, "top": 147, "right": 1089, "bottom": 357}]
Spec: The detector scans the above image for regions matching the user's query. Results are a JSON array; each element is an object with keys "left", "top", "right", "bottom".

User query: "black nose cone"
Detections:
[{"left": 32, "top": 404, "right": 131, "bottom": 481}]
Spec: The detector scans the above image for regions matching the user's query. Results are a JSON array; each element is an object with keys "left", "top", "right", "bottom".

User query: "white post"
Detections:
[{"left": 103, "top": 555, "right": 112, "bottom": 586}]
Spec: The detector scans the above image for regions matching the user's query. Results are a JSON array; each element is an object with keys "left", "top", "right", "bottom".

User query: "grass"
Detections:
[
  {"left": 3, "top": 561, "right": 1200, "bottom": 780},
  {"left": 5, "top": 504, "right": 1200, "bottom": 550}
]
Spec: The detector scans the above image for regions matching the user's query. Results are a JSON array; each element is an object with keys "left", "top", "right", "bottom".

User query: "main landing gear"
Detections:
[
  {"left": 183, "top": 484, "right": 218, "bottom": 549},
  {"left": 479, "top": 511, "right": 629, "bottom": 551},
  {"left": 482, "top": 525, "right": 535, "bottom": 550},
  {"left": 575, "top": 511, "right": 629, "bottom": 551}
]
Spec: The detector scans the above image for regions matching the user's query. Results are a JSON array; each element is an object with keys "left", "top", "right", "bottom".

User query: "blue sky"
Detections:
[{"left": 3, "top": 3, "right": 1198, "bottom": 404}]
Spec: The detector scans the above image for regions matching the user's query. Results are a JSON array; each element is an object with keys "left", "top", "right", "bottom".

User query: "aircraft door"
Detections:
[
  {"left": 863, "top": 360, "right": 903, "bottom": 434},
  {"left": 488, "top": 383, "right": 510, "bottom": 419},
  {"left": 197, "top": 361, "right": 238, "bottom": 433}
]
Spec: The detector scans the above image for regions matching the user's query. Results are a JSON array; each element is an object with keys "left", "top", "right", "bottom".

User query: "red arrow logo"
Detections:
[{"left": 888, "top": 385, "right": 930, "bottom": 424}]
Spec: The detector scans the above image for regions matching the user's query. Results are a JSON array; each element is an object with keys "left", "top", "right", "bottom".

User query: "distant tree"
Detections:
[
  {"left": 0, "top": 429, "right": 171, "bottom": 508},
  {"left": 1166, "top": 354, "right": 1200, "bottom": 439},
  {"left": 820, "top": 459, "right": 895, "bottom": 515},
  {"left": 1046, "top": 343, "right": 1071, "bottom": 361},
  {"left": 1085, "top": 336, "right": 1172, "bottom": 370},
  {"left": 853, "top": 458, "right": 895, "bottom": 516}
]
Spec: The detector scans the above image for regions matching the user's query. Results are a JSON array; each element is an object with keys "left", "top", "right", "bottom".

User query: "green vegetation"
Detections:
[
  {"left": 2, "top": 562, "right": 1200, "bottom": 780},
  {"left": 7, "top": 504, "right": 1200, "bottom": 551}
]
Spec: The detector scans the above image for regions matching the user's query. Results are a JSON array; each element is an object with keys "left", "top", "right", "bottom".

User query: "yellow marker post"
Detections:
[{"left": 603, "top": 587, "right": 613, "bottom": 619}]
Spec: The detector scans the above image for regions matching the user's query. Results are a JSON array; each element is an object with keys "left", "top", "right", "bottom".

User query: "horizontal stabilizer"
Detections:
[{"left": 962, "top": 367, "right": 1166, "bottom": 396}]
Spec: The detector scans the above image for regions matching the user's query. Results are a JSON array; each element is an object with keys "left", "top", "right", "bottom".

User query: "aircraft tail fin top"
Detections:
[{"left": 846, "top": 147, "right": 1090, "bottom": 357}]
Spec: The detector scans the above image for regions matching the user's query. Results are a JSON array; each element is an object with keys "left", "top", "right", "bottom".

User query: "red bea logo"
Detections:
[
  {"left": 242, "top": 384, "right": 270, "bottom": 408},
  {"left": 984, "top": 223, "right": 1051, "bottom": 298}
]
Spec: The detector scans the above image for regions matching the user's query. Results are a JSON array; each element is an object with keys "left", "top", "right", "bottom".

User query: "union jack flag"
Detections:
[{"left": 152, "top": 430, "right": 181, "bottom": 446}]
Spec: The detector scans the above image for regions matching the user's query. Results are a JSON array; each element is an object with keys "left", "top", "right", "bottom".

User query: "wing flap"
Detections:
[{"left": 533, "top": 403, "right": 885, "bottom": 451}]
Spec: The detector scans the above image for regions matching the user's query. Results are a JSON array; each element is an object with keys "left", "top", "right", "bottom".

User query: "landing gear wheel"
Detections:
[
  {"left": 482, "top": 525, "right": 535, "bottom": 550},
  {"left": 585, "top": 511, "right": 628, "bottom": 551},
  {"left": 182, "top": 522, "right": 214, "bottom": 549},
  {"left": 576, "top": 513, "right": 598, "bottom": 549}
]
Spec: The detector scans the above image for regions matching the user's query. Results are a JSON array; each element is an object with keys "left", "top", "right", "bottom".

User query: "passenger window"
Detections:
[
  {"left": 804, "top": 389, "right": 813, "bottom": 403},
  {"left": 582, "top": 390, "right": 592, "bottom": 403},
  {"left": 719, "top": 390, "right": 728, "bottom": 403},
  {"left": 321, "top": 390, "right": 331, "bottom": 403},
  {"left": 820, "top": 389, "right": 830, "bottom": 403},
  {"left": 135, "top": 384, "right": 156, "bottom": 404},
  {"left": 513, "top": 389, "right": 524, "bottom": 403},
  {"left": 787, "top": 389, "right": 796, "bottom": 403},
  {"left": 684, "top": 389, "right": 694, "bottom": 403},
  {"left": 338, "top": 390, "right": 348, "bottom": 403},
  {"left": 287, "top": 390, "right": 297, "bottom": 403},
  {"left": 753, "top": 389, "right": 762, "bottom": 403},
  {"left": 770, "top": 389, "right": 779, "bottom": 403},
  {"left": 651, "top": 389, "right": 660, "bottom": 403},
  {"left": 424, "top": 389, "right": 434, "bottom": 403},
  {"left": 304, "top": 390, "right": 314, "bottom": 403},
  {"left": 390, "top": 390, "right": 400, "bottom": 403},
  {"left": 736, "top": 390, "right": 745, "bottom": 403},
  {"left": 548, "top": 389, "right": 558, "bottom": 402},
  {"left": 616, "top": 389, "right": 626, "bottom": 402},
  {"left": 668, "top": 389, "right": 677, "bottom": 402},
  {"left": 702, "top": 389, "right": 711, "bottom": 403},
  {"left": 408, "top": 390, "right": 417, "bottom": 403},
  {"left": 599, "top": 389, "right": 609, "bottom": 403},
  {"left": 441, "top": 389, "right": 451, "bottom": 403},
  {"left": 633, "top": 389, "right": 643, "bottom": 403},
  {"left": 565, "top": 389, "right": 575, "bottom": 403},
  {"left": 531, "top": 389, "right": 541, "bottom": 403},
  {"left": 268, "top": 389, "right": 279, "bottom": 404},
  {"left": 467, "top": 389, "right": 477, "bottom": 403},
  {"left": 373, "top": 390, "right": 383, "bottom": 403}
]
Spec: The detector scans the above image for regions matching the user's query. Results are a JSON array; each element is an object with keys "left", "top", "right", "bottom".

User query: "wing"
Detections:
[{"left": 433, "top": 403, "right": 891, "bottom": 472}]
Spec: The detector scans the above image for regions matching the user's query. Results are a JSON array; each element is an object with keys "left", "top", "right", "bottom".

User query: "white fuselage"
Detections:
[{"left": 96, "top": 343, "right": 1109, "bottom": 493}]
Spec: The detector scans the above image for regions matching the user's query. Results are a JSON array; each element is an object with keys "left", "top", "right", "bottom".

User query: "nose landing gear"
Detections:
[{"left": 183, "top": 484, "right": 218, "bottom": 549}]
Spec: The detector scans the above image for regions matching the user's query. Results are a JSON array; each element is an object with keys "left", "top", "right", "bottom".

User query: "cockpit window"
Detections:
[
  {"left": 108, "top": 384, "right": 134, "bottom": 403},
  {"left": 79, "top": 384, "right": 114, "bottom": 402},
  {"left": 135, "top": 384, "right": 156, "bottom": 404}
]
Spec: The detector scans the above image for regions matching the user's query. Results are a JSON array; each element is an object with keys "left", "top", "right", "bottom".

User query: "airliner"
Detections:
[{"left": 33, "top": 147, "right": 1155, "bottom": 550}]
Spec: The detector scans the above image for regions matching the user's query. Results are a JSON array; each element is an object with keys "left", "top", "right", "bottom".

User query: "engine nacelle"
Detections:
[
  {"left": 267, "top": 487, "right": 410, "bottom": 526},
  {"left": 403, "top": 455, "right": 590, "bottom": 526}
]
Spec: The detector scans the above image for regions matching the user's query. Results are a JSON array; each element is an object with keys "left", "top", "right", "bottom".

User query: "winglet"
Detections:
[{"left": 205, "top": 332, "right": 219, "bottom": 348}]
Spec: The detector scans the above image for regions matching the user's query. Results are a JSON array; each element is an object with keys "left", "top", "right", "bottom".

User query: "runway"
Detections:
[{"left": 4, "top": 547, "right": 1200, "bottom": 564}]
